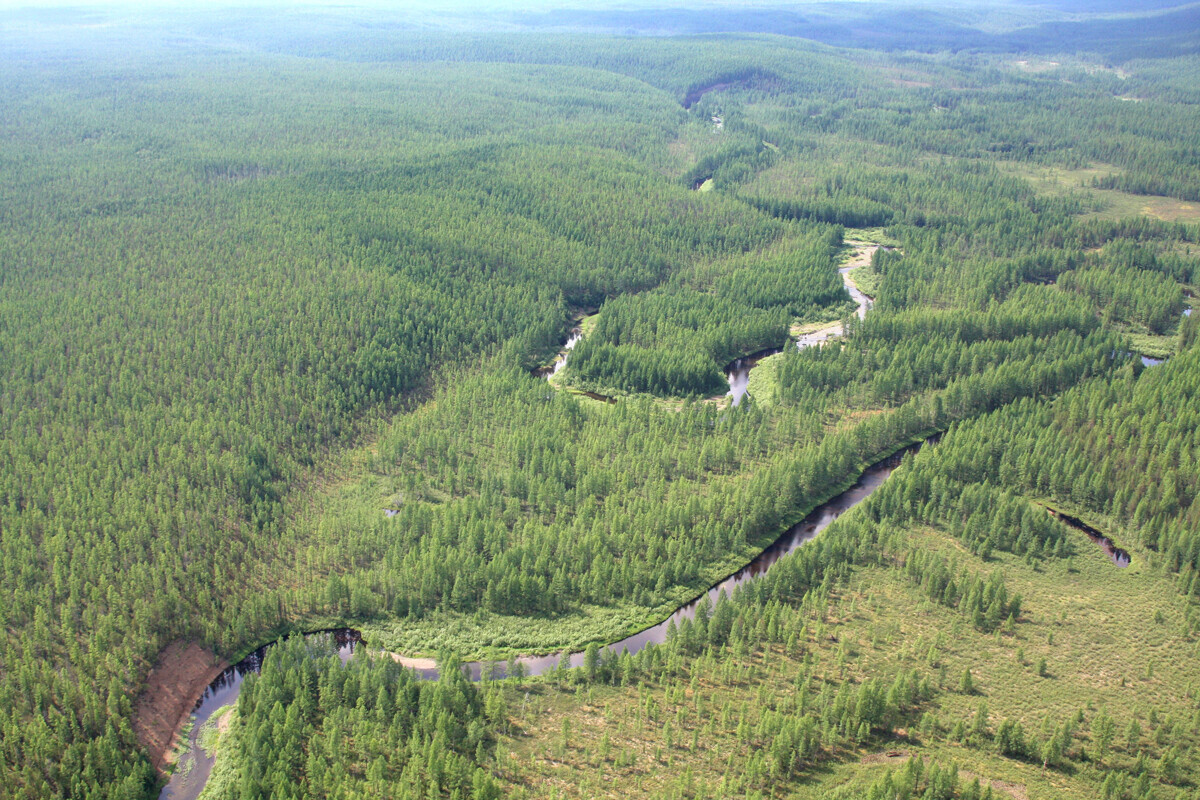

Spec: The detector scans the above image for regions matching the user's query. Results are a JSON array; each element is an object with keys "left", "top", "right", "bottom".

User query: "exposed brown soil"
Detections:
[{"left": 132, "top": 641, "right": 228, "bottom": 774}]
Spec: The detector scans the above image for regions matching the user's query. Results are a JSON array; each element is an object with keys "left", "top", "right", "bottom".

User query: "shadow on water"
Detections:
[
  {"left": 1043, "top": 506, "right": 1131, "bottom": 567},
  {"left": 169, "top": 433, "right": 941, "bottom": 797},
  {"left": 578, "top": 390, "right": 617, "bottom": 404},
  {"left": 424, "top": 435, "right": 940, "bottom": 682},
  {"left": 180, "top": 237, "right": 1147, "bottom": 800}
]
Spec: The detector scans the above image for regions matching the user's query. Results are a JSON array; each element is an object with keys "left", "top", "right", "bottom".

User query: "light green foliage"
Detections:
[{"left": 2, "top": 9, "right": 1200, "bottom": 800}]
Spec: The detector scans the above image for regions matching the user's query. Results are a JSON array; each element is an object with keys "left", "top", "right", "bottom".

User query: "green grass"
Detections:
[
  {"left": 491, "top": 514, "right": 1200, "bottom": 799},
  {"left": 745, "top": 350, "right": 785, "bottom": 407},
  {"left": 1001, "top": 162, "right": 1200, "bottom": 224},
  {"left": 362, "top": 603, "right": 659, "bottom": 663},
  {"left": 198, "top": 707, "right": 240, "bottom": 800},
  {"left": 844, "top": 227, "right": 902, "bottom": 247},
  {"left": 1128, "top": 332, "right": 1176, "bottom": 360},
  {"left": 849, "top": 263, "right": 882, "bottom": 298},
  {"left": 197, "top": 705, "right": 234, "bottom": 759},
  {"left": 164, "top": 717, "right": 197, "bottom": 778},
  {"left": 358, "top": 428, "right": 939, "bottom": 662}
]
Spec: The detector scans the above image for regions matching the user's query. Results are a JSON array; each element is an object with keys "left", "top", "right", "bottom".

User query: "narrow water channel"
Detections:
[
  {"left": 726, "top": 248, "right": 875, "bottom": 406},
  {"left": 547, "top": 330, "right": 582, "bottom": 377},
  {"left": 840, "top": 264, "right": 874, "bottom": 320},
  {"left": 725, "top": 346, "right": 782, "bottom": 406},
  {"left": 1043, "top": 506, "right": 1131, "bottom": 567},
  {"left": 163, "top": 436, "right": 932, "bottom": 800},
  {"left": 159, "top": 630, "right": 361, "bottom": 800},
  {"left": 413, "top": 436, "right": 934, "bottom": 681}
]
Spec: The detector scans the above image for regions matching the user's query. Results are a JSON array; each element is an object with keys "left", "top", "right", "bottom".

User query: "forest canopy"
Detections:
[{"left": 2, "top": 5, "right": 1199, "bottom": 800}]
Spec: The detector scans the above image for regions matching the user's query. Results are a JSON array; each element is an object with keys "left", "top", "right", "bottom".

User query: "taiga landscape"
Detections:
[{"left": 2, "top": 1, "right": 1200, "bottom": 798}]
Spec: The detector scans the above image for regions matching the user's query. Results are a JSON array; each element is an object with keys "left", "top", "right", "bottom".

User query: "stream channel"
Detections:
[
  {"left": 163, "top": 248, "right": 881, "bottom": 799},
  {"left": 726, "top": 255, "right": 875, "bottom": 405},
  {"left": 1043, "top": 507, "right": 1132, "bottom": 567},
  {"left": 160, "top": 630, "right": 362, "bottom": 800},
  {"left": 169, "top": 243, "right": 1152, "bottom": 796},
  {"left": 162, "top": 436, "right": 933, "bottom": 800}
]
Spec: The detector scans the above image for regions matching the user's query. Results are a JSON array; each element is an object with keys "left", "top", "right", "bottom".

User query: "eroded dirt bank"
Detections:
[{"left": 132, "top": 641, "right": 228, "bottom": 774}]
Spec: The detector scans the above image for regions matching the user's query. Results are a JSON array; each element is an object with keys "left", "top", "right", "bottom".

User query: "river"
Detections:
[
  {"left": 401, "top": 436, "right": 933, "bottom": 680},
  {"left": 725, "top": 346, "right": 783, "bottom": 406},
  {"left": 159, "top": 630, "right": 361, "bottom": 800},
  {"left": 536, "top": 245, "right": 876, "bottom": 408},
  {"left": 160, "top": 435, "right": 933, "bottom": 799},
  {"left": 726, "top": 243, "right": 877, "bottom": 406},
  {"left": 166, "top": 243, "right": 881, "bottom": 797}
]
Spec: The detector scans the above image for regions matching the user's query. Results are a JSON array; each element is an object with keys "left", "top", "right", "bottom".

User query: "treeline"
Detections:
[
  {"left": 0, "top": 49, "right": 791, "bottom": 800},
  {"left": 3, "top": 20, "right": 1200, "bottom": 800},
  {"left": 681, "top": 140, "right": 777, "bottom": 192},
  {"left": 1058, "top": 262, "right": 1185, "bottom": 333},
  {"left": 867, "top": 757, "right": 999, "bottom": 800},
  {"left": 776, "top": 295, "right": 1115, "bottom": 409},
  {"left": 744, "top": 194, "right": 894, "bottom": 228},
  {"left": 901, "top": 553, "right": 1022, "bottom": 632}
]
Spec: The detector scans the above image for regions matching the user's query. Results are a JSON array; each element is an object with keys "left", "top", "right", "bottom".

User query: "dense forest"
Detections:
[{"left": 2, "top": 4, "right": 1199, "bottom": 800}]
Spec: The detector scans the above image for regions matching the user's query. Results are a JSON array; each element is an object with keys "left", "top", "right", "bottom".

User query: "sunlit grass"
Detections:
[{"left": 495, "top": 517, "right": 1200, "bottom": 799}]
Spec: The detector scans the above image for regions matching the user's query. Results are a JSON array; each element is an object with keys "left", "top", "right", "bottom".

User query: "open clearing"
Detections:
[{"left": 1002, "top": 162, "right": 1200, "bottom": 223}]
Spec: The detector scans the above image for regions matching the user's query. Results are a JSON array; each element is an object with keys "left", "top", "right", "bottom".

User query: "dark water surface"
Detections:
[
  {"left": 166, "top": 436, "right": 934, "bottom": 798},
  {"left": 1044, "top": 507, "right": 1131, "bottom": 567},
  {"left": 159, "top": 630, "right": 361, "bottom": 800},
  {"left": 196, "top": 244, "right": 894, "bottom": 796},
  {"left": 413, "top": 436, "right": 935, "bottom": 681}
]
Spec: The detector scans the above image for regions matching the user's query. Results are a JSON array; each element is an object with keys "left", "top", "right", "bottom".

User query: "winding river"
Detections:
[
  {"left": 417, "top": 437, "right": 932, "bottom": 680},
  {"left": 165, "top": 239, "right": 1164, "bottom": 798},
  {"left": 726, "top": 243, "right": 877, "bottom": 406},
  {"left": 164, "top": 243, "right": 882, "bottom": 798},
  {"left": 536, "top": 245, "right": 877, "bottom": 408},
  {"left": 160, "top": 436, "right": 930, "bottom": 800}
]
